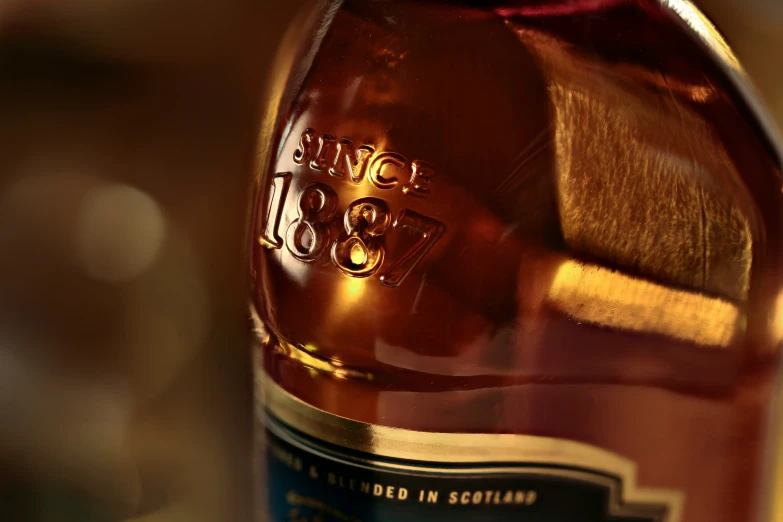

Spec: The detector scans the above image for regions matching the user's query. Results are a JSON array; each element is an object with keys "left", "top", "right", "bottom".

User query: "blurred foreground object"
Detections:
[
  {"left": 0, "top": 0, "right": 308, "bottom": 521},
  {"left": 250, "top": 1, "right": 783, "bottom": 522}
]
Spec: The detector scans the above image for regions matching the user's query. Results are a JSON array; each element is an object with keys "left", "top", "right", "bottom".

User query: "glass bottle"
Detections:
[{"left": 250, "top": 1, "right": 783, "bottom": 521}]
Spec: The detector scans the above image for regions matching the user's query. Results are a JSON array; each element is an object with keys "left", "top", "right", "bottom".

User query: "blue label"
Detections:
[{"left": 264, "top": 414, "right": 669, "bottom": 522}]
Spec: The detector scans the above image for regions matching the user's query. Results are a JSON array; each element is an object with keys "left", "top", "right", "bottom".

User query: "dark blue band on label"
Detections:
[{"left": 264, "top": 414, "right": 669, "bottom": 522}]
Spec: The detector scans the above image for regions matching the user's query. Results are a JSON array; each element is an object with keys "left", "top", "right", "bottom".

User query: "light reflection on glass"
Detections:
[{"left": 548, "top": 260, "right": 743, "bottom": 348}]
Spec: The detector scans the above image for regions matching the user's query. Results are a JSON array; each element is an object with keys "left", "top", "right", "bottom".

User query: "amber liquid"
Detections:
[{"left": 251, "top": 1, "right": 783, "bottom": 521}]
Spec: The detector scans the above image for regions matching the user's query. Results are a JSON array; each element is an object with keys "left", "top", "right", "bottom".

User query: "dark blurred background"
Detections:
[
  {"left": 0, "top": 1, "right": 779, "bottom": 521},
  {"left": 0, "top": 1, "right": 310, "bottom": 521}
]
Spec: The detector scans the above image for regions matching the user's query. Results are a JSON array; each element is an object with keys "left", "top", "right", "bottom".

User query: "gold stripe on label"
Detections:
[{"left": 263, "top": 378, "right": 685, "bottom": 522}]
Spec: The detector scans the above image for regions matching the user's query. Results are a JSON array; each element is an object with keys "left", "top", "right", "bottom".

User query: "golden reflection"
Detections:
[
  {"left": 276, "top": 339, "right": 372, "bottom": 381},
  {"left": 322, "top": 276, "right": 368, "bottom": 334},
  {"left": 611, "top": 63, "right": 719, "bottom": 103},
  {"left": 547, "top": 260, "right": 743, "bottom": 348},
  {"left": 319, "top": 275, "right": 369, "bottom": 344},
  {"left": 512, "top": 24, "right": 755, "bottom": 302},
  {"left": 773, "top": 291, "right": 783, "bottom": 343},
  {"left": 349, "top": 241, "right": 367, "bottom": 265},
  {"left": 338, "top": 276, "right": 366, "bottom": 308}
]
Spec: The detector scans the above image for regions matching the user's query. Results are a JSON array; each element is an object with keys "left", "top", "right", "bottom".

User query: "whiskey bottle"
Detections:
[{"left": 250, "top": 1, "right": 783, "bottom": 521}]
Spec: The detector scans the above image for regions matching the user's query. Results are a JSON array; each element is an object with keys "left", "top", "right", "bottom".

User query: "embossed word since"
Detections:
[
  {"left": 259, "top": 176, "right": 444, "bottom": 288},
  {"left": 293, "top": 128, "right": 435, "bottom": 199}
]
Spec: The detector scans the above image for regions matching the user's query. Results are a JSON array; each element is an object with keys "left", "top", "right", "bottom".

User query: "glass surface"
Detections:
[{"left": 250, "top": 1, "right": 783, "bottom": 521}]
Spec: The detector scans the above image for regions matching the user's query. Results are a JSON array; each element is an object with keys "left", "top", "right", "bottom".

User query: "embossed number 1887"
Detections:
[{"left": 259, "top": 173, "right": 445, "bottom": 288}]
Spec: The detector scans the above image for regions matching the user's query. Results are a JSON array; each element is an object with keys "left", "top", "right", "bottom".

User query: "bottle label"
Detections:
[{"left": 262, "top": 381, "right": 684, "bottom": 522}]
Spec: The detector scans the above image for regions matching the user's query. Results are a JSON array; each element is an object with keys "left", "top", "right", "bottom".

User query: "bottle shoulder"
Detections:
[{"left": 251, "top": 0, "right": 783, "bottom": 398}]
